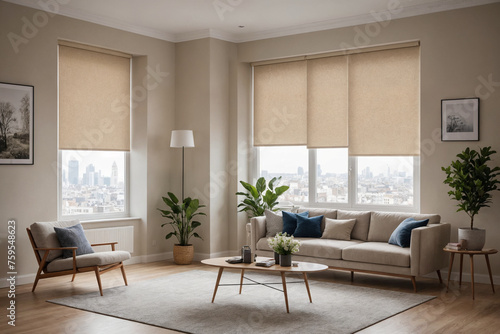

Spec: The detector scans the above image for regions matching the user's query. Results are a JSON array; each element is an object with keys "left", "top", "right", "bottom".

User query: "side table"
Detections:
[{"left": 444, "top": 247, "right": 498, "bottom": 300}]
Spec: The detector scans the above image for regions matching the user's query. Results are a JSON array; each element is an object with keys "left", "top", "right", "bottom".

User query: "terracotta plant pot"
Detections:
[
  {"left": 173, "top": 244, "right": 194, "bottom": 265},
  {"left": 458, "top": 228, "right": 486, "bottom": 251}
]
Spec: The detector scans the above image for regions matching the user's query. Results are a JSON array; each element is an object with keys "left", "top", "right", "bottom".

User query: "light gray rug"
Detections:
[{"left": 48, "top": 270, "right": 434, "bottom": 334}]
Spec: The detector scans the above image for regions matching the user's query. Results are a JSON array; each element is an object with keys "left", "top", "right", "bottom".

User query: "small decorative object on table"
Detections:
[
  {"left": 267, "top": 232, "right": 301, "bottom": 267},
  {"left": 445, "top": 242, "right": 462, "bottom": 250}
]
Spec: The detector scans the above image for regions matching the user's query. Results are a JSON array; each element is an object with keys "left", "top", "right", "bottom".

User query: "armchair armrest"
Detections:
[
  {"left": 91, "top": 242, "right": 118, "bottom": 251},
  {"left": 34, "top": 246, "right": 78, "bottom": 251},
  {"left": 410, "top": 223, "right": 451, "bottom": 276}
]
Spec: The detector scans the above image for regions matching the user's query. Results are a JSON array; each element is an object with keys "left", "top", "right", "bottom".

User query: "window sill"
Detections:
[{"left": 81, "top": 217, "right": 141, "bottom": 224}]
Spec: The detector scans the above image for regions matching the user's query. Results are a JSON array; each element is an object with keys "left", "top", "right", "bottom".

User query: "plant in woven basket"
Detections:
[{"left": 158, "top": 192, "right": 206, "bottom": 246}]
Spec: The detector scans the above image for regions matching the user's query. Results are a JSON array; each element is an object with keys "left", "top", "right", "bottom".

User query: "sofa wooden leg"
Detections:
[
  {"left": 411, "top": 276, "right": 417, "bottom": 292},
  {"left": 436, "top": 270, "right": 443, "bottom": 284},
  {"left": 350, "top": 271, "right": 354, "bottom": 282}
]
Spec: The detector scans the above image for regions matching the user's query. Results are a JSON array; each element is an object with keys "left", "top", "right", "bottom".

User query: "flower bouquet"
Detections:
[{"left": 267, "top": 232, "right": 300, "bottom": 266}]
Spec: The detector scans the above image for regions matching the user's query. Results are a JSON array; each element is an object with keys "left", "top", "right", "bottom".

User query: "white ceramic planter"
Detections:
[{"left": 458, "top": 228, "right": 486, "bottom": 251}]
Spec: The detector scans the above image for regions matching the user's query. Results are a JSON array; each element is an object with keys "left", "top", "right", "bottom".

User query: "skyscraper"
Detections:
[
  {"left": 68, "top": 158, "right": 79, "bottom": 185},
  {"left": 111, "top": 161, "right": 118, "bottom": 187}
]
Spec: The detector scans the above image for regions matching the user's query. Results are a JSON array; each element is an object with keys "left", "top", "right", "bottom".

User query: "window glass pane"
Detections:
[
  {"left": 357, "top": 156, "right": 414, "bottom": 206},
  {"left": 316, "top": 148, "right": 348, "bottom": 203},
  {"left": 259, "top": 146, "right": 308, "bottom": 202},
  {"left": 61, "top": 150, "right": 126, "bottom": 216}
]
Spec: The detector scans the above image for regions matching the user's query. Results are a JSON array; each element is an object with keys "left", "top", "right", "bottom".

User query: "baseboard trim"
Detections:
[{"left": 424, "top": 270, "right": 499, "bottom": 285}]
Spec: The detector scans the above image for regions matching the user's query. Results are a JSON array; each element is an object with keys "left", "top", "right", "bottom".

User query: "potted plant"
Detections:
[
  {"left": 442, "top": 146, "right": 500, "bottom": 250},
  {"left": 158, "top": 192, "right": 206, "bottom": 264},
  {"left": 236, "top": 176, "right": 290, "bottom": 218},
  {"left": 267, "top": 232, "right": 301, "bottom": 266}
]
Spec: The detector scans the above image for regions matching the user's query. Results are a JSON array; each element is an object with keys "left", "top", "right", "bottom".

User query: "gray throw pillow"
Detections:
[
  {"left": 321, "top": 218, "right": 357, "bottom": 241},
  {"left": 265, "top": 210, "right": 283, "bottom": 237},
  {"left": 54, "top": 223, "right": 94, "bottom": 258}
]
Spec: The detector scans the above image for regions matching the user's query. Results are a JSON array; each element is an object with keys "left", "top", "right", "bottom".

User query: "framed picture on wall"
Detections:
[
  {"left": 0, "top": 82, "right": 34, "bottom": 165},
  {"left": 441, "top": 97, "right": 479, "bottom": 141}
]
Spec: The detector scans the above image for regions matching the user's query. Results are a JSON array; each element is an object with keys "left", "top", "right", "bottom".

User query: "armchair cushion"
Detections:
[
  {"left": 30, "top": 220, "right": 80, "bottom": 262},
  {"left": 46, "top": 251, "right": 131, "bottom": 272},
  {"left": 54, "top": 223, "right": 94, "bottom": 258}
]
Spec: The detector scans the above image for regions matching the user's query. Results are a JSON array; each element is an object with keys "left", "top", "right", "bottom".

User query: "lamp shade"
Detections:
[{"left": 170, "top": 130, "right": 195, "bottom": 148}]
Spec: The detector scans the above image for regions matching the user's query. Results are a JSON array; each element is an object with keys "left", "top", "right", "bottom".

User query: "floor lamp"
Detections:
[{"left": 170, "top": 130, "right": 195, "bottom": 202}]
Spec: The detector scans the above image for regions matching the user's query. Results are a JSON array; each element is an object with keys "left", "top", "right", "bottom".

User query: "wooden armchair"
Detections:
[{"left": 27, "top": 220, "right": 131, "bottom": 296}]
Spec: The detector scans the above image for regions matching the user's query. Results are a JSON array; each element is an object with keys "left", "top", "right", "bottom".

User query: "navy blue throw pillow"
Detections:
[
  {"left": 282, "top": 211, "right": 308, "bottom": 235},
  {"left": 54, "top": 223, "right": 95, "bottom": 258},
  {"left": 294, "top": 215, "right": 323, "bottom": 238},
  {"left": 388, "top": 218, "right": 429, "bottom": 248}
]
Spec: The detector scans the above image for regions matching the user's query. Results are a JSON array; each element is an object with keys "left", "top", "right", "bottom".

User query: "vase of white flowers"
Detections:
[{"left": 267, "top": 232, "right": 301, "bottom": 267}]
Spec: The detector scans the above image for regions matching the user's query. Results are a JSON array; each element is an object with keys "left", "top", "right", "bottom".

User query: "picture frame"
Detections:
[
  {"left": 441, "top": 97, "right": 479, "bottom": 141},
  {"left": 0, "top": 82, "right": 34, "bottom": 165}
]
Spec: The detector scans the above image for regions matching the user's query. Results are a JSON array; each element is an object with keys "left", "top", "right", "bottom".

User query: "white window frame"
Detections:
[
  {"left": 57, "top": 151, "right": 131, "bottom": 221},
  {"left": 253, "top": 147, "right": 420, "bottom": 213}
]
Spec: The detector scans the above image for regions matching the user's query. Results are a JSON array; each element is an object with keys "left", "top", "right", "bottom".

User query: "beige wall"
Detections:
[
  {"left": 0, "top": 1, "right": 176, "bottom": 283},
  {"left": 237, "top": 3, "right": 500, "bottom": 281}
]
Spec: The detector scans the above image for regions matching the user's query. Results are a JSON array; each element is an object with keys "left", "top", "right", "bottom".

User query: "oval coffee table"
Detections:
[{"left": 201, "top": 257, "right": 328, "bottom": 313}]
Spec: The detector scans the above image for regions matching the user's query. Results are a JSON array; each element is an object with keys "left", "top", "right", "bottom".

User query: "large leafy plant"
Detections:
[
  {"left": 236, "top": 176, "right": 289, "bottom": 218},
  {"left": 442, "top": 146, "right": 500, "bottom": 229},
  {"left": 158, "top": 192, "right": 206, "bottom": 246}
]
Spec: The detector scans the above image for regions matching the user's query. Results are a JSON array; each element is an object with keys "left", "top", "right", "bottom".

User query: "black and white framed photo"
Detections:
[
  {"left": 0, "top": 82, "right": 34, "bottom": 165},
  {"left": 441, "top": 98, "right": 479, "bottom": 141}
]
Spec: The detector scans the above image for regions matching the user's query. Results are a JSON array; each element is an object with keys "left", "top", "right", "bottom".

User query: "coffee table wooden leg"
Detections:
[
  {"left": 446, "top": 252, "right": 455, "bottom": 292},
  {"left": 239, "top": 269, "right": 245, "bottom": 294},
  {"left": 280, "top": 272, "right": 289, "bottom": 313},
  {"left": 470, "top": 254, "right": 475, "bottom": 300},
  {"left": 485, "top": 254, "right": 495, "bottom": 293},
  {"left": 459, "top": 254, "right": 464, "bottom": 287},
  {"left": 303, "top": 272, "right": 312, "bottom": 303},
  {"left": 212, "top": 267, "right": 224, "bottom": 303}
]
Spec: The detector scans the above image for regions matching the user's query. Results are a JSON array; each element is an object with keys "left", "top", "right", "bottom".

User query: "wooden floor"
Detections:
[{"left": 1, "top": 260, "right": 499, "bottom": 333}]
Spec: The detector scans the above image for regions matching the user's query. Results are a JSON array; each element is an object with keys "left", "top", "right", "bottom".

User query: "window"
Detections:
[
  {"left": 60, "top": 151, "right": 127, "bottom": 216},
  {"left": 58, "top": 41, "right": 131, "bottom": 219},
  {"left": 253, "top": 42, "right": 420, "bottom": 211}
]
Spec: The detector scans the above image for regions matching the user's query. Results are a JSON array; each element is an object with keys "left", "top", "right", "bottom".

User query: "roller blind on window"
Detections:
[
  {"left": 253, "top": 61, "right": 307, "bottom": 146},
  {"left": 252, "top": 43, "right": 420, "bottom": 155},
  {"left": 307, "top": 56, "right": 348, "bottom": 148},
  {"left": 348, "top": 47, "right": 420, "bottom": 156},
  {"left": 59, "top": 43, "right": 131, "bottom": 151}
]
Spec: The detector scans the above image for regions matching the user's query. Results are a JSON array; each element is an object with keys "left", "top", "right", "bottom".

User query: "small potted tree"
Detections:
[
  {"left": 158, "top": 192, "right": 206, "bottom": 264},
  {"left": 442, "top": 146, "right": 500, "bottom": 250}
]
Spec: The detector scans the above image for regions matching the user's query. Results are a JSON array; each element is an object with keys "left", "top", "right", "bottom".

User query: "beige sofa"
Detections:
[{"left": 247, "top": 208, "right": 450, "bottom": 291}]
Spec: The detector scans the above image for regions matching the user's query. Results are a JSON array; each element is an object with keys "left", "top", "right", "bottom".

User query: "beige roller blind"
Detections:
[
  {"left": 253, "top": 61, "right": 307, "bottom": 146},
  {"left": 348, "top": 46, "right": 420, "bottom": 156},
  {"left": 307, "top": 56, "right": 348, "bottom": 148},
  {"left": 59, "top": 44, "right": 131, "bottom": 151}
]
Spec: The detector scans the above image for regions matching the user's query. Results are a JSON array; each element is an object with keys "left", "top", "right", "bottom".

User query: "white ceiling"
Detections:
[{"left": 6, "top": 0, "right": 499, "bottom": 42}]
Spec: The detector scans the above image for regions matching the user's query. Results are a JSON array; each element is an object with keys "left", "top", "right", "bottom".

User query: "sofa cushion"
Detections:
[
  {"left": 368, "top": 212, "right": 441, "bottom": 242},
  {"left": 294, "top": 215, "right": 323, "bottom": 238},
  {"left": 321, "top": 218, "right": 356, "bottom": 241},
  {"left": 297, "top": 208, "right": 337, "bottom": 232},
  {"left": 342, "top": 242, "right": 411, "bottom": 267},
  {"left": 54, "top": 223, "right": 95, "bottom": 258},
  {"left": 282, "top": 211, "right": 308, "bottom": 235},
  {"left": 254, "top": 237, "right": 363, "bottom": 260},
  {"left": 337, "top": 210, "right": 371, "bottom": 241},
  {"left": 265, "top": 210, "right": 283, "bottom": 237},
  {"left": 46, "top": 251, "right": 131, "bottom": 272},
  {"left": 30, "top": 220, "right": 80, "bottom": 262},
  {"left": 388, "top": 218, "right": 429, "bottom": 248}
]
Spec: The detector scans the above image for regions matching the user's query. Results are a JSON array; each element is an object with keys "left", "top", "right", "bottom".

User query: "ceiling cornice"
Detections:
[{"left": 4, "top": 0, "right": 500, "bottom": 44}]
